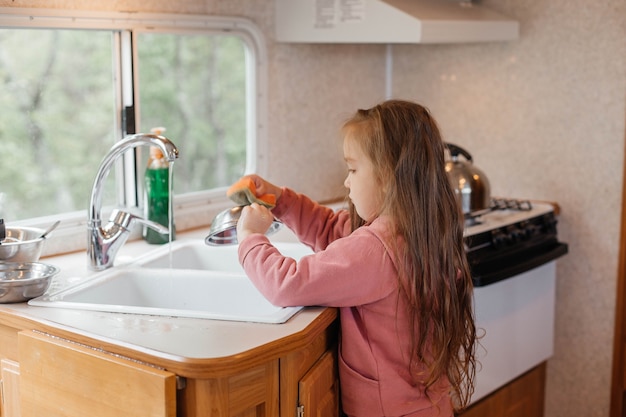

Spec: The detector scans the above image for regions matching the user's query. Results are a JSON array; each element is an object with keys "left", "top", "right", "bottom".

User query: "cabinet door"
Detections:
[
  {"left": 1, "top": 358, "right": 21, "bottom": 417},
  {"left": 298, "top": 350, "right": 339, "bottom": 417},
  {"left": 18, "top": 331, "right": 176, "bottom": 417},
  {"left": 457, "top": 362, "right": 546, "bottom": 417}
]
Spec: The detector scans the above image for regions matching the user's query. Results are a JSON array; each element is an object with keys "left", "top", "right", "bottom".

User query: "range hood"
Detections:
[{"left": 275, "top": 0, "right": 519, "bottom": 44}]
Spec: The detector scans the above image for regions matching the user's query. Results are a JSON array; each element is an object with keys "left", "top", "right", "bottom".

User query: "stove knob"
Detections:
[
  {"left": 506, "top": 225, "right": 523, "bottom": 243},
  {"left": 491, "top": 229, "right": 508, "bottom": 249},
  {"left": 526, "top": 223, "right": 541, "bottom": 238},
  {"left": 516, "top": 221, "right": 532, "bottom": 239}
]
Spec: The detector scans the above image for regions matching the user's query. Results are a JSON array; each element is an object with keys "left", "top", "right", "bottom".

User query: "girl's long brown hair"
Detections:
[{"left": 343, "top": 100, "right": 477, "bottom": 411}]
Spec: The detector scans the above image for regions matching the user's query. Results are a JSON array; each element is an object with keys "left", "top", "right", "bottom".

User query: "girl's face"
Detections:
[{"left": 343, "top": 135, "right": 384, "bottom": 222}]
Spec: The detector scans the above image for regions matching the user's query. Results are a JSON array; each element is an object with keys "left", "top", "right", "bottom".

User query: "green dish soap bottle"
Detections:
[{"left": 144, "top": 129, "right": 175, "bottom": 244}]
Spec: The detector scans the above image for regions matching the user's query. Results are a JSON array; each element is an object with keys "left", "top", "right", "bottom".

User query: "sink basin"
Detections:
[
  {"left": 30, "top": 268, "right": 302, "bottom": 323},
  {"left": 135, "top": 239, "right": 312, "bottom": 273},
  {"left": 29, "top": 240, "right": 314, "bottom": 324}
]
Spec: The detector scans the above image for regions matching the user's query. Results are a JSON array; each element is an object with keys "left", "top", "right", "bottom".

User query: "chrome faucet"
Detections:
[{"left": 87, "top": 133, "right": 179, "bottom": 270}]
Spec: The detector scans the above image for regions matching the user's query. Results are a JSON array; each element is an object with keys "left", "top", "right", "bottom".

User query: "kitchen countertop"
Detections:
[{"left": 0, "top": 226, "right": 336, "bottom": 378}]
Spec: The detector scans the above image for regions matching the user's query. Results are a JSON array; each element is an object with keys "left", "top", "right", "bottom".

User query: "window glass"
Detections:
[
  {"left": 0, "top": 28, "right": 117, "bottom": 221},
  {"left": 137, "top": 32, "right": 248, "bottom": 193},
  {"left": 0, "top": 25, "right": 251, "bottom": 222}
]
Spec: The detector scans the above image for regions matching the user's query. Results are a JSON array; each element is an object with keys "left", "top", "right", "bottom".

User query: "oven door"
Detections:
[{"left": 471, "top": 260, "right": 558, "bottom": 403}]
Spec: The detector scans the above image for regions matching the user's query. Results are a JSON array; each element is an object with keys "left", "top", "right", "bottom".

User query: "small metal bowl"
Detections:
[
  {"left": 205, "top": 206, "right": 282, "bottom": 246},
  {"left": 0, "top": 262, "right": 60, "bottom": 303},
  {"left": 0, "top": 227, "right": 47, "bottom": 263}
]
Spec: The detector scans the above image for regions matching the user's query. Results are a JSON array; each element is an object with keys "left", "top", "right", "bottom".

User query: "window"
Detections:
[
  {"left": 137, "top": 32, "right": 248, "bottom": 191},
  {"left": 0, "top": 9, "right": 267, "bottom": 253},
  {"left": 0, "top": 28, "right": 117, "bottom": 219}
]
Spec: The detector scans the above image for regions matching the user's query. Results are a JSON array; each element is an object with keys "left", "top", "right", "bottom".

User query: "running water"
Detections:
[{"left": 168, "top": 160, "right": 175, "bottom": 269}]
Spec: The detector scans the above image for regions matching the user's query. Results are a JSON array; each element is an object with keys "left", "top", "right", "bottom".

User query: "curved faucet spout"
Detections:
[
  {"left": 87, "top": 133, "right": 179, "bottom": 270},
  {"left": 88, "top": 134, "right": 179, "bottom": 226}
]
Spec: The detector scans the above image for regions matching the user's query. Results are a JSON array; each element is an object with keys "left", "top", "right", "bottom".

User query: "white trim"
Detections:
[
  {"left": 120, "top": 30, "right": 138, "bottom": 207},
  {"left": 2, "top": 8, "right": 269, "bottom": 256}
]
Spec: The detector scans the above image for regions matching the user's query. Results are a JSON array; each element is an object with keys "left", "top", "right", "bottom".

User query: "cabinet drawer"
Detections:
[{"left": 18, "top": 331, "right": 176, "bottom": 417}]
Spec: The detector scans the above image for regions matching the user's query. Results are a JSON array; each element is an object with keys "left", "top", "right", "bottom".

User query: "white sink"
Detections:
[{"left": 29, "top": 240, "right": 314, "bottom": 324}]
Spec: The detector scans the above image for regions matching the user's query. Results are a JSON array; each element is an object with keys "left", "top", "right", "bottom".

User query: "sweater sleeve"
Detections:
[
  {"left": 271, "top": 188, "right": 352, "bottom": 252},
  {"left": 237, "top": 223, "right": 399, "bottom": 308}
]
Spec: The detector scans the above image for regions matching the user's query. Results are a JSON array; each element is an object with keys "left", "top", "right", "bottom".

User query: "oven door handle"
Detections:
[{"left": 471, "top": 242, "right": 568, "bottom": 287}]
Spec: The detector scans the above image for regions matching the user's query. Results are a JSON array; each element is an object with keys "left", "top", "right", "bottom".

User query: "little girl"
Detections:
[{"left": 235, "top": 99, "right": 477, "bottom": 416}]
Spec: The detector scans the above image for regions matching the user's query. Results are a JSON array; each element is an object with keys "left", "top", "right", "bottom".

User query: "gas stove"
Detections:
[{"left": 463, "top": 198, "right": 568, "bottom": 287}]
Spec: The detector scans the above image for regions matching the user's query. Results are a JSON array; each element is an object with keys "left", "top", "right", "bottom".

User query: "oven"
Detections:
[{"left": 465, "top": 199, "right": 568, "bottom": 403}]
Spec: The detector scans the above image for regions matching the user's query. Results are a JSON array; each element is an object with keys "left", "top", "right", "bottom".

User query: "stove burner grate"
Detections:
[
  {"left": 465, "top": 198, "right": 534, "bottom": 227},
  {"left": 490, "top": 198, "right": 533, "bottom": 211}
]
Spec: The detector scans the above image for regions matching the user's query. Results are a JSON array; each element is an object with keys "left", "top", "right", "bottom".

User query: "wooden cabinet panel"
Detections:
[
  {"left": 457, "top": 362, "right": 546, "bottom": 417},
  {"left": 177, "top": 361, "right": 279, "bottom": 417},
  {"left": 1, "top": 359, "right": 21, "bottom": 417},
  {"left": 298, "top": 350, "right": 339, "bottom": 417},
  {"left": 501, "top": 362, "right": 545, "bottom": 417},
  {"left": 0, "top": 325, "right": 19, "bottom": 362},
  {"left": 229, "top": 363, "right": 278, "bottom": 416},
  {"left": 18, "top": 331, "right": 176, "bottom": 417}
]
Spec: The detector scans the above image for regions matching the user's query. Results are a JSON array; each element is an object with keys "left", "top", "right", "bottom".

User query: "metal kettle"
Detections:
[{"left": 444, "top": 143, "right": 491, "bottom": 217}]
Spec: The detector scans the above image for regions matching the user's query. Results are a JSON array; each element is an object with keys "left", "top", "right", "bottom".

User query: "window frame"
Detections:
[{"left": 0, "top": 7, "right": 268, "bottom": 256}]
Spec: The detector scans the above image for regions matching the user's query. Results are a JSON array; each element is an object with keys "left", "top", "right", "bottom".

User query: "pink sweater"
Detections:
[{"left": 238, "top": 188, "right": 452, "bottom": 417}]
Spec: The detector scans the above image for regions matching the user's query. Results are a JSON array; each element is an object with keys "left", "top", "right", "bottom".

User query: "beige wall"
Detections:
[{"left": 2, "top": 0, "right": 625, "bottom": 415}]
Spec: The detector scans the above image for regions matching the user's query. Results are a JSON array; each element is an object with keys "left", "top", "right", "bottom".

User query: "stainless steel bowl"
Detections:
[
  {"left": 205, "top": 206, "right": 282, "bottom": 246},
  {"left": 0, "top": 227, "right": 47, "bottom": 263},
  {"left": 0, "top": 262, "right": 60, "bottom": 303}
]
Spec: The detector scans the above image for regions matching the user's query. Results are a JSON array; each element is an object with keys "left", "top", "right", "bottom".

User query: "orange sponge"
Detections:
[{"left": 227, "top": 177, "right": 276, "bottom": 208}]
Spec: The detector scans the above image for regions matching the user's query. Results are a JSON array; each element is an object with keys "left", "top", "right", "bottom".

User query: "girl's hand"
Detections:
[
  {"left": 244, "top": 174, "right": 283, "bottom": 203},
  {"left": 237, "top": 203, "right": 275, "bottom": 242}
]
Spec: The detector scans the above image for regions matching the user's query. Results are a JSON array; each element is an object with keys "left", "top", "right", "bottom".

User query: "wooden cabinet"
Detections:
[
  {"left": 178, "top": 318, "right": 339, "bottom": 417},
  {"left": 1, "top": 359, "right": 21, "bottom": 417},
  {"left": 176, "top": 345, "right": 340, "bottom": 417},
  {"left": 1, "top": 315, "right": 549, "bottom": 417},
  {"left": 0, "top": 312, "right": 338, "bottom": 417},
  {"left": 18, "top": 331, "right": 177, "bottom": 417},
  {"left": 457, "top": 362, "right": 546, "bottom": 417}
]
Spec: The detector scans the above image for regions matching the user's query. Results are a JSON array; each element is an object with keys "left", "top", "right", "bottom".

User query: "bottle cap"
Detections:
[
  {"left": 150, "top": 146, "right": 164, "bottom": 160},
  {"left": 150, "top": 126, "right": 167, "bottom": 136}
]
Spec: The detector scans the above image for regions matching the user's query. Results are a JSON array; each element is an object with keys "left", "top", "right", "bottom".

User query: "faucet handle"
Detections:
[{"left": 109, "top": 209, "right": 169, "bottom": 235}]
